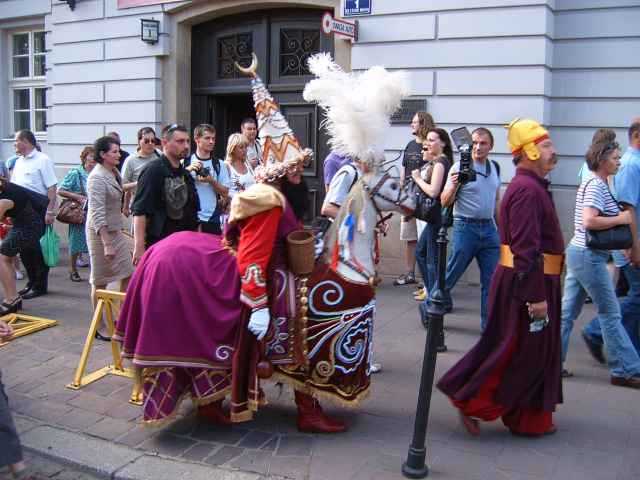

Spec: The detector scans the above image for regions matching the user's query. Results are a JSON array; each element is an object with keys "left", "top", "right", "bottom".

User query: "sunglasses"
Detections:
[{"left": 141, "top": 138, "right": 156, "bottom": 144}]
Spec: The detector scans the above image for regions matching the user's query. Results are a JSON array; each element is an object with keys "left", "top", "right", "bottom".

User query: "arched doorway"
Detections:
[{"left": 191, "top": 8, "right": 334, "bottom": 220}]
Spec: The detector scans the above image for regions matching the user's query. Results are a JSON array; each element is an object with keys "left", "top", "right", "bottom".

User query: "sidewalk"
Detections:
[{"left": 0, "top": 265, "right": 638, "bottom": 480}]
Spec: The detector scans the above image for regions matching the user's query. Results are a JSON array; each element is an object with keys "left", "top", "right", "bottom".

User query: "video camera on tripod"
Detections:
[{"left": 450, "top": 127, "right": 476, "bottom": 185}]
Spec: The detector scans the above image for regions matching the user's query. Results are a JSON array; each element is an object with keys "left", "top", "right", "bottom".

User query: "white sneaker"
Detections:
[
  {"left": 76, "top": 255, "right": 90, "bottom": 268},
  {"left": 370, "top": 362, "right": 382, "bottom": 374},
  {"left": 15, "top": 270, "right": 24, "bottom": 280}
]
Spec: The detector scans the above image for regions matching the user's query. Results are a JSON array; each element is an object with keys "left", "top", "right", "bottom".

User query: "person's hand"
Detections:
[
  {"left": 197, "top": 174, "right": 213, "bottom": 184},
  {"left": 104, "top": 242, "right": 115, "bottom": 261},
  {"left": 449, "top": 172, "right": 459, "bottom": 187},
  {"left": 0, "top": 320, "right": 13, "bottom": 340},
  {"left": 526, "top": 300, "right": 547, "bottom": 319},
  {"left": 248, "top": 307, "right": 270, "bottom": 340},
  {"left": 618, "top": 210, "right": 633, "bottom": 225},
  {"left": 45, "top": 211, "right": 55, "bottom": 225},
  {"left": 122, "top": 206, "right": 130, "bottom": 218},
  {"left": 188, "top": 159, "right": 202, "bottom": 172},
  {"left": 132, "top": 243, "right": 146, "bottom": 266},
  {"left": 630, "top": 246, "right": 640, "bottom": 267},
  {"left": 411, "top": 169, "right": 421, "bottom": 182}
]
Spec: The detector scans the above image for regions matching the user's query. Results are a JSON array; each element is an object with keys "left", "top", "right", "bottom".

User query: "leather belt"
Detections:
[{"left": 499, "top": 244, "right": 564, "bottom": 276}]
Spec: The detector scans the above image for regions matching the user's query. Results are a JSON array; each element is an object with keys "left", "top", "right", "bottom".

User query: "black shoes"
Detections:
[
  {"left": 611, "top": 375, "right": 640, "bottom": 389},
  {"left": 0, "top": 296, "right": 22, "bottom": 315},
  {"left": 21, "top": 289, "right": 47, "bottom": 300},
  {"left": 94, "top": 331, "right": 112, "bottom": 342},
  {"left": 18, "top": 284, "right": 33, "bottom": 296},
  {"left": 581, "top": 331, "right": 606, "bottom": 365}
]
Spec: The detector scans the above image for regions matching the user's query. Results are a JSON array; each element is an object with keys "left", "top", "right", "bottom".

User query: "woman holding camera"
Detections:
[
  {"left": 225, "top": 133, "right": 254, "bottom": 198},
  {"left": 559, "top": 140, "right": 640, "bottom": 387},
  {"left": 411, "top": 128, "right": 453, "bottom": 300}
]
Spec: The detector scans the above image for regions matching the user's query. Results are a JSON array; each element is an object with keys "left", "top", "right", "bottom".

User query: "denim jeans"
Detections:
[
  {"left": 433, "top": 217, "right": 499, "bottom": 330},
  {"left": 416, "top": 222, "right": 439, "bottom": 293},
  {"left": 583, "top": 263, "right": 640, "bottom": 355},
  {"left": 560, "top": 245, "right": 640, "bottom": 378}
]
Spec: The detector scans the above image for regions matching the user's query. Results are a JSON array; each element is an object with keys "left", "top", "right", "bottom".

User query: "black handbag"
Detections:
[
  {"left": 411, "top": 161, "right": 442, "bottom": 223},
  {"left": 413, "top": 188, "right": 440, "bottom": 223},
  {"left": 582, "top": 178, "right": 633, "bottom": 250}
]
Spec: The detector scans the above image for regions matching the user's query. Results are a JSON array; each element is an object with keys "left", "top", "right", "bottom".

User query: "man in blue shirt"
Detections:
[
  {"left": 186, "top": 124, "right": 230, "bottom": 235},
  {"left": 437, "top": 128, "right": 501, "bottom": 331},
  {"left": 583, "top": 122, "right": 640, "bottom": 358}
]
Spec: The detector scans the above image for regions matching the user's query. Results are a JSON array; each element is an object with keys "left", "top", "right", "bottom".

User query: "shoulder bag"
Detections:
[
  {"left": 583, "top": 178, "right": 633, "bottom": 250},
  {"left": 412, "top": 160, "right": 442, "bottom": 223},
  {"left": 56, "top": 169, "right": 86, "bottom": 225}
]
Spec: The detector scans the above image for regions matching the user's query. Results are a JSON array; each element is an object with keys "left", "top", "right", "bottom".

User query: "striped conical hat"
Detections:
[{"left": 236, "top": 53, "right": 310, "bottom": 183}]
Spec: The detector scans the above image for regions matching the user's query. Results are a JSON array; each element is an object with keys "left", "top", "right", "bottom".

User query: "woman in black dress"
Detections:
[{"left": 0, "top": 178, "right": 45, "bottom": 315}]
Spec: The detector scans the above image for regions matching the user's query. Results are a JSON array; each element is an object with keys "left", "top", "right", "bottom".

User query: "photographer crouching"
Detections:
[{"left": 436, "top": 128, "right": 501, "bottom": 331}]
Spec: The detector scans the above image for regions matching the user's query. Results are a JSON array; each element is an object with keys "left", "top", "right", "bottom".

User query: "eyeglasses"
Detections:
[{"left": 141, "top": 138, "right": 156, "bottom": 144}]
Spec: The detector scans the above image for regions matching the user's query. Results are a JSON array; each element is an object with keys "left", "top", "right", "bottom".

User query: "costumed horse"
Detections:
[{"left": 114, "top": 53, "right": 413, "bottom": 431}]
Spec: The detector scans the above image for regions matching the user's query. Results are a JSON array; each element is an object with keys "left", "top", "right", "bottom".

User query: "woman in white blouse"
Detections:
[{"left": 224, "top": 133, "right": 255, "bottom": 198}]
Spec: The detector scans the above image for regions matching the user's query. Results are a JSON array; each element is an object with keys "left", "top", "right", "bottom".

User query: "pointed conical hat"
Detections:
[{"left": 237, "top": 53, "right": 310, "bottom": 182}]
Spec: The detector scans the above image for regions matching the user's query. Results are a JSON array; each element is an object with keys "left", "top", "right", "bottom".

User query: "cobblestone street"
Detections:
[{"left": 0, "top": 264, "right": 638, "bottom": 479}]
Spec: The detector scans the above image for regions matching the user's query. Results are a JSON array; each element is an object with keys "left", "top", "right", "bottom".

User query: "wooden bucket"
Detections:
[{"left": 286, "top": 229, "right": 315, "bottom": 276}]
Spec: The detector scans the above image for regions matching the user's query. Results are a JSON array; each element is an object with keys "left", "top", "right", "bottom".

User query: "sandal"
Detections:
[
  {"left": 393, "top": 272, "right": 416, "bottom": 286},
  {"left": 0, "top": 296, "right": 22, "bottom": 316},
  {"left": 69, "top": 271, "right": 82, "bottom": 282}
]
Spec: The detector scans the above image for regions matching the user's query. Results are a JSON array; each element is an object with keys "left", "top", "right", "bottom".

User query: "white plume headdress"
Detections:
[{"left": 303, "top": 53, "right": 410, "bottom": 168}]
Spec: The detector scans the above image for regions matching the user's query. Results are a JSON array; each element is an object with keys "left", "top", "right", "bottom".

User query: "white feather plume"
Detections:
[{"left": 303, "top": 53, "right": 410, "bottom": 167}]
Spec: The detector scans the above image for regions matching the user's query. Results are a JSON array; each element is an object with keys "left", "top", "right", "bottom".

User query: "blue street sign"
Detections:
[{"left": 344, "top": 0, "right": 371, "bottom": 16}]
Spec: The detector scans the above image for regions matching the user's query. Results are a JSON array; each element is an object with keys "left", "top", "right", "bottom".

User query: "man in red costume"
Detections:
[{"left": 437, "top": 118, "right": 565, "bottom": 437}]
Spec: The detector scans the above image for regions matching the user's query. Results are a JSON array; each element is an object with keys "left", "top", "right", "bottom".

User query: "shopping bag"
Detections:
[{"left": 40, "top": 225, "right": 60, "bottom": 267}]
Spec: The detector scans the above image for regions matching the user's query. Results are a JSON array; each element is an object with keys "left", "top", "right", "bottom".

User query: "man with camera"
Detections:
[
  {"left": 185, "top": 124, "right": 230, "bottom": 235},
  {"left": 438, "top": 118, "right": 564, "bottom": 437},
  {"left": 131, "top": 124, "right": 199, "bottom": 265},
  {"left": 439, "top": 127, "right": 501, "bottom": 331}
]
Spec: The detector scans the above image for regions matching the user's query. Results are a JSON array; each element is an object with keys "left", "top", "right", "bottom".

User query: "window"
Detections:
[
  {"left": 12, "top": 31, "right": 45, "bottom": 79},
  {"left": 217, "top": 33, "right": 254, "bottom": 79},
  {"left": 9, "top": 30, "right": 47, "bottom": 135}
]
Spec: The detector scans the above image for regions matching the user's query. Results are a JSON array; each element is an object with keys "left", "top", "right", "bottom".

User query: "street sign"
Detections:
[
  {"left": 344, "top": 0, "right": 372, "bottom": 16},
  {"left": 322, "top": 12, "right": 358, "bottom": 42}
]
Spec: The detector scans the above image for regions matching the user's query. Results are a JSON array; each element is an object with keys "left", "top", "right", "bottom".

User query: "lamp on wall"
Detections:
[
  {"left": 140, "top": 19, "right": 160, "bottom": 44},
  {"left": 62, "top": 0, "right": 76, "bottom": 10}
]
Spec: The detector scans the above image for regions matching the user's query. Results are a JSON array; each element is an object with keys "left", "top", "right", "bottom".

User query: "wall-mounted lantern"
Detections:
[{"left": 140, "top": 18, "right": 160, "bottom": 44}]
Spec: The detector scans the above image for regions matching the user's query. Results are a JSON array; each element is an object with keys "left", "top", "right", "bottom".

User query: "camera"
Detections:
[
  {"left": 450, "top": 127, "right": 476, "bottom": 185},
  {"left": 199, "top": 166, "right": 211, "bottom": 178}
]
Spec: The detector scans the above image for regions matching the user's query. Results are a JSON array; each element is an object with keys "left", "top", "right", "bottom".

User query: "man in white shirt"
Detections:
[
  {"left": 186, "top": 124, "right": 230, "bottom": 234},
  {"left": 12, "top": 129, "right": 57, "bottom": 299},
  {"left": 241, "top": 118, "right": 262, "bottom": 168},
  {"left": 320, "top": 160, "right": 383, "bottom": 374},
  {"left": 321, "top": 162, "right": 359, "bottom": 218}
]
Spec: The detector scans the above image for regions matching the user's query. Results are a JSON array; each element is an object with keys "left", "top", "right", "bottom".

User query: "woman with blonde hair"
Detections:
[{"left": 225, "top": 133, "right": 255, "bottom": 198}]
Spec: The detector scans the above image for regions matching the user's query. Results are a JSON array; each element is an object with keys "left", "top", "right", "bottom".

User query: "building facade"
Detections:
[{"left": 1, "top": 0, "right": 639, "bottom": 274}]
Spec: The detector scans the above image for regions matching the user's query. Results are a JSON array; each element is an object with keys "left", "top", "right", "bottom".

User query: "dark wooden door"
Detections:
[{"left": 191, "top": 8, "right": 333, "bottom": 219}]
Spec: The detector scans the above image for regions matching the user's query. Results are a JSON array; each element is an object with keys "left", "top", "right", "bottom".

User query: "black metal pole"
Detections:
[{"left": 402, "top": 219, "right": 449, "bottom": 479}]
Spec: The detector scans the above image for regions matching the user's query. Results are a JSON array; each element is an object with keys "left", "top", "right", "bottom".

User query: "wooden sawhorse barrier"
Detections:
[{"left": 66, "top": 289, "right": 142, "bottom": 405}]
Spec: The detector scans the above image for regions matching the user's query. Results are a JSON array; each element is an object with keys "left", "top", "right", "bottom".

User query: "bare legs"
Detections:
[{"left": 0, "top": 254, "right": 18, "bottom": 302}]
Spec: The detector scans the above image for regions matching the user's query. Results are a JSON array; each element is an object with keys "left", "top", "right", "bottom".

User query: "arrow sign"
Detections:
[{"left": 322, "top": 12, "right": 358, "bottom": 42}]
